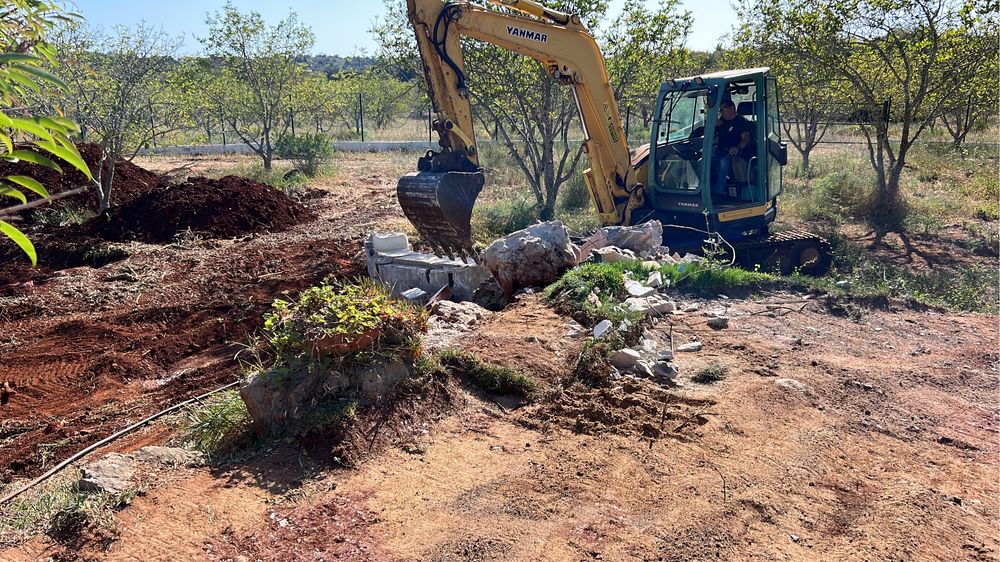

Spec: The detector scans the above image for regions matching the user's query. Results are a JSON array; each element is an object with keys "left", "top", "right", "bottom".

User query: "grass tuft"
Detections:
[
  {"left": 436, "top": 349, "right": 536, "bottom": 397},
  {"left": 691, "top": 362, "right": 727, "bottom": 384}
]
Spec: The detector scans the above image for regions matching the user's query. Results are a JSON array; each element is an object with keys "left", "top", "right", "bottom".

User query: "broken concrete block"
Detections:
[
  {"left": 634, "top": 360, "right": 654, "bottom": 378},
  {"left": 79, "top": 453, "right": 135, "bottom": 494},
  {"left": 647, "top": 271, "right": 663, "bottom": 288},
  {"left": 480, "top": 221, "right": 579, "bottom": 295},
  {"left": 707, "top": 316, "right": 730, "bottom": 330},
  {"left": 400, "top": 287, "right": 429, "bottom": 303},
  {"left": 625, "top": 280, "right": 656, "bottom": 298},
  {"left": 611, "top": 348, "right": 642, "bottom": 370},
  {"left": 130, "top": 446, "right": 205, "bottom": 467},
  {"left": 676, "top": 341, "right": 703, "bottom": 352},
  {"left": 370, "top": 232, "right": 410, "bottom": 253},
  {"left": 592, "top": 246, "right": 636, "bottom": 263},
  {"left": 653, "top": 361, "right": 679, "bottom": 380}
]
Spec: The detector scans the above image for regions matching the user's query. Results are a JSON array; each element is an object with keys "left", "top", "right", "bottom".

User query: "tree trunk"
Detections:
[
  {"left": 800, "top": 149, "right": 811, "bottom": 178},
  {"left": 99, "top": 160, "right": 117, "bottom": 213}
]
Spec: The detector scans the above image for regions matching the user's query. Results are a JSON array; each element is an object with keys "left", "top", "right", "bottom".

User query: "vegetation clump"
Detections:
[
  {"left": 691, "top": 362, "right": 728, "bottom": 384},
  {"left": 436, "top": 349, "right": 536, "bottom": 398},
  {"left": 263, "top": 278, "right": 427, "bottom": 359},
  {"left": 275, "top": 133, "right": 333, "bottom": 177}
]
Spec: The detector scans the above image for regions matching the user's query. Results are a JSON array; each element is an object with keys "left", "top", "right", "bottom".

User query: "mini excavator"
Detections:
[{"left": 396, "top": 0, "right": 831, "bottom": 274}]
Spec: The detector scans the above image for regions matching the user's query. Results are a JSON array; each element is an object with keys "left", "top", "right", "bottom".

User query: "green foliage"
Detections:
[
  {"left": 543, "top": 261, "right": 646, "bottom": 342},
  {"left": 262, "top": 278, "right": 427, "bottom": 358},
  {"left": 0, "top": 1, "right": 93, "bottom": 265},
  {"left": 179, "top": 389, "right": 253, "bottom": 455},
  {"left": 0, "top": 476, "right": 142, "bottom": 542},
  {"left": 691, "top": 362, "right": 727, "bottom": 384},
  {"left": 202, "top": 5, "right": 315, "bottom": 169},
  {"left": 470, "top": 196, "right": 538, "bottom": 243},
  {"left": 54, "top": 22, "right": 181, "bottom": 211},
  {"left": 659, "top": 260, "right": 776, "bottom": 295},
  {"left": 790, "top": 234, "right": 997, "bottom": 313},
  {"left": 436, "top": 349, "right": 536, "bottom": 398},
  {"left": 275, "top": 133, "right": 332, "bottom": 177}
]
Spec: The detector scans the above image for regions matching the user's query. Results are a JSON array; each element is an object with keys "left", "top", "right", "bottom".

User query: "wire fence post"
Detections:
[
  {"left": 148, "top": 100, "right": 156, "bottom": 148},
  {"left": 289, "top": 95, "right": 295, "bottom": 137},
  {"left": 358, "top": 92, "right": 365, "bottom": 142}
]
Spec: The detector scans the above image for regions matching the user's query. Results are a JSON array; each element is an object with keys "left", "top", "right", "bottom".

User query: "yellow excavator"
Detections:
[{"left": 397, "top": 0, "right": 831, "bottom": 275}]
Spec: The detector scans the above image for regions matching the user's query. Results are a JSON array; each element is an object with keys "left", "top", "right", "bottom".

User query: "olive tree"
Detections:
[
  {"left": 56, "top": 22, "right": 180, "bottom": 212},
  {"left": 202, "top": 5, "right": 314, "bottom": 170},
  {"left": 743, "top": 0, "right": 995, "bottom": 228}
]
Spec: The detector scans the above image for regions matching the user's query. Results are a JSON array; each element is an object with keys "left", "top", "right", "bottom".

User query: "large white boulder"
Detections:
[{"left": 480, "top": 221, "right": 579, "bottom": 295}]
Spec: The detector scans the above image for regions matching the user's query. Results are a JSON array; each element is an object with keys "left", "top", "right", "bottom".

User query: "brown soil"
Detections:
[
  {"left": 0, "top": 152, "right": 409, "bottom": 484},
  {"left": 1, "top": 152, "right": 997, "bottom": 561},
  {"left": 93, "top": 175, "right": 313, "bottom": 243},
  {"left": 1, "top": 143, "right": 164, "bottom": 214}
]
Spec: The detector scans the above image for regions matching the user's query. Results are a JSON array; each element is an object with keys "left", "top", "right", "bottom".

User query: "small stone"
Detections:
[
  {"left": 79, "top": 453, "right": 135, "bottom": 494},
  {"left": 835, "top": 280, "right": 850, "bottom": 289},
  {"left": 400, "top": 287, "right": 428, "bottom": 302},
  {"left": 610, "top": 348, "right": 642, "bottom": 370},
  {"left": 647, "top": 271, "right": 663, "bottom": 288},
  {"left": 653, "top": 361, "right": 678, "bottom": 380},
  {"left": 593, "top": 246, "right": 635, "bottom": 263},
  {"left": 682, "top": 303, "right": 700, "bottom": 313},
  {"left": 130, "top": 446, "right": 205, "bottom": 467},
  {"left": 625, "top": 280, "right": 656, "bottom": 298},
  {"left": 625, "top": 295, "right": 676, "bottom": 316},
  {"left": 776, "top": 378, "right": 813, "bottom": 395},
  {"left": 633, "top": 361, "right": 654, "bottom": 378},
  {"left": 676, "top": 341, "right": 703, "bottom": 353},
  {"left": 706, "top": 316, "right": 729, "bottom": 330},
  {"left": 593, "top": 319, "right": 613, "bottom": 338},
  {"left": 641, "top": 260, "right": 662, "bottom": 271},
  {"left": 659, "top": 350, "right": 674, "bottom": 361},
  {"left": 586, "top": 291, "right": 602, "bottom": 308},
  {"left": 565, "top": 320, "right": 585, "bottom": 339}
]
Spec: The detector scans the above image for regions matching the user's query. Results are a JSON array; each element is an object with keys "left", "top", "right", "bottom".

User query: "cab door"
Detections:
[{"left": 764, "top": 75, "right": 785, "bottom": 200}]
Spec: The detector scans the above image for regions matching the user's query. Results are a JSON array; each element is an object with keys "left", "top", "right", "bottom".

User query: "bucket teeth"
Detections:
[{"left": 397, "top": 170, "right": 484, "bottom": 259}]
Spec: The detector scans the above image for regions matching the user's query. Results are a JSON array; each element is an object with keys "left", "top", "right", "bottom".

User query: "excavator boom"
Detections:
[{"left": 398, "top": 0, "right": 643, "bottom": 257}]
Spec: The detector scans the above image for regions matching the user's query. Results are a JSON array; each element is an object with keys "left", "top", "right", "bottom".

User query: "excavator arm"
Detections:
[{"left": 399, "top": 0, "right": 645, "bottom": 258}]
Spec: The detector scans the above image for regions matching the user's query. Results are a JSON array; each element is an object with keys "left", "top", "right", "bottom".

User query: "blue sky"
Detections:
[{"left": 71, "top": 0, "right": 738, "bottom": 56}]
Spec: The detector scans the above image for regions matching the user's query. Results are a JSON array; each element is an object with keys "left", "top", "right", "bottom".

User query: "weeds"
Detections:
[
  {"left": 691, "top": 362, "right": 727, "bottom": 384},
  {"left": 0, "top": 476, "right": 143, "bottom": 545},
  {"left": 179, "top": 389, "right": 253, "bottom": 456},
  {"left": 436, "top": 349, "right": 536, "bottom": 397},
  {"left": 790, "top": 233, "right": 998, "bottom": 313}
]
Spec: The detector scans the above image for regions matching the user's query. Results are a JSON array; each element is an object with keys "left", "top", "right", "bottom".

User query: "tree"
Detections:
[
  {"left": 730, "top": 12, "right": 839, "bottom": 177},
  {"left": 603, "top": 0, "right": 693, "bottom": 130},
  {"left": 743, "top": 0, "right": 995, "bottom": 228},
  {"left": 202, "top": 5, "right": 315, "bottom": 170},
  {"left": 0, "top": 0, "right": 93, "bottom": 265},
  {"left": 56, "top": 22, "right": 180, "bottom": 212},
  {"left": 938, "top": 33, "right": 997, "bottom": 148},
  {"left": 373, "top": 0, "right": 609, "bottom": 221}
]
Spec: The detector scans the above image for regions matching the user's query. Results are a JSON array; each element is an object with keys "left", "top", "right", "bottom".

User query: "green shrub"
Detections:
[
  {"left": 275, "top": 133, "right": 333, "bottom": 177},
  {"left": 557, "top": 173, "right": 592, "bottom": 212},
  {"left": 436, "top": 349, "right": 536, "bottom": 397},
  {"left": 180, "top": 389, "right": 252, "bottom": 455},
  {"left": 263, "top": 279, "right": 427, "bottom": 358},
  {"left": 471, "top": 196, "right": 539, "bottom": 243}
]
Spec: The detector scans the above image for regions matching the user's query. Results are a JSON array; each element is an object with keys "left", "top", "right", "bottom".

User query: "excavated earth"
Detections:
[{"left": 0, "top": 153, "right": 997, "bottom": 561}]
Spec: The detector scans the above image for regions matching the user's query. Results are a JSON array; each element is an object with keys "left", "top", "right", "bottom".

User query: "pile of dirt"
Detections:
[
  {"left": 0, "top": 143, "right": 165, "bottom": 214},
  {"left": 92, "top": 175, "right": 314, "bottom": 243}
]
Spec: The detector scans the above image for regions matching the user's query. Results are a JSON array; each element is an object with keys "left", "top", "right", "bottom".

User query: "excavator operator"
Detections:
[{"left": 712, "top": 100, "right": 751, "bottom": 197}]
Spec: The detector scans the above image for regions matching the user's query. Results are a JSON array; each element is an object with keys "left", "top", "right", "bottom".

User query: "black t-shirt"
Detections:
[{"left": 717, "top": 115, "right": 752, "bottom": 153}]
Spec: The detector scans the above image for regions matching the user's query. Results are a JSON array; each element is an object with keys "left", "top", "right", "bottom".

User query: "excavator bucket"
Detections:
[{"left": 397, "top": 170, "right": 485, "bottom": 260}]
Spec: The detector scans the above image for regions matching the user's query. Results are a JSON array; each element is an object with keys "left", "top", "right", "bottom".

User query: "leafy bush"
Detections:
[
  {"left": 275, "top": 133, "right": 333, "bottom": 177},
  {"left": 263, "top": 279, "right": 427, "bottom": 358},
  {"left": 471, "top": 196, "right": 539, "bottom": 243}
]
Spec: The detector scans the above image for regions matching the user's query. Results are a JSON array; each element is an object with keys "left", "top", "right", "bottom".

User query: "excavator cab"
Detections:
[{"left": 640, "top": 68, "right": 787, "bottom": 245}]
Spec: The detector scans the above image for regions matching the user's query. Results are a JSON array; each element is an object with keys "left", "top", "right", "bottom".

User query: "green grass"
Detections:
[
  {"left": 789, "top": 233, "right": 998, "bottom": 313},
  {"left": 691, "top": 362, "right": 728, "bottom": 384},
  {"left": 179, "top": 389, "right": 254, "bottom": 456},
  {"left": 436, "top": 349, "right": 536, "bottom": 398},
  {"left": 0, "top": 476, "right": 144, "bottom": 545}
]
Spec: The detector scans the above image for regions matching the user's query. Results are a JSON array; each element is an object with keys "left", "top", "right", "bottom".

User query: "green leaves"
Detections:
[
  {"left": 0, "top": 220, "right": 36, "bottom": 267},
  {"left": 0, "top": 1, "right": 89, "bottom": 265}
]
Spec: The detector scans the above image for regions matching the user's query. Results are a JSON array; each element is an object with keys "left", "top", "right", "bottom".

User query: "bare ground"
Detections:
[{"left": 1, "top": 152, "right": 997, "bottom": 561}]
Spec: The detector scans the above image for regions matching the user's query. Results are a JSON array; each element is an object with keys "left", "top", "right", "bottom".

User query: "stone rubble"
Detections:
[
  {"left": 676, "top": 341, "right": 704, "bottom": 353},
  {"left": 79, "top": 453, "right": 136, "bottom": 494}
]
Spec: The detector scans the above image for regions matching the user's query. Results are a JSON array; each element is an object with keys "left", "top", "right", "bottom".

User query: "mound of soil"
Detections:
[
  {"left": 0, "top": 143, "right": 164, "bottom": 214},
  {"left": 94, "top": 175, "right": 314, "bottom": 243}
]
